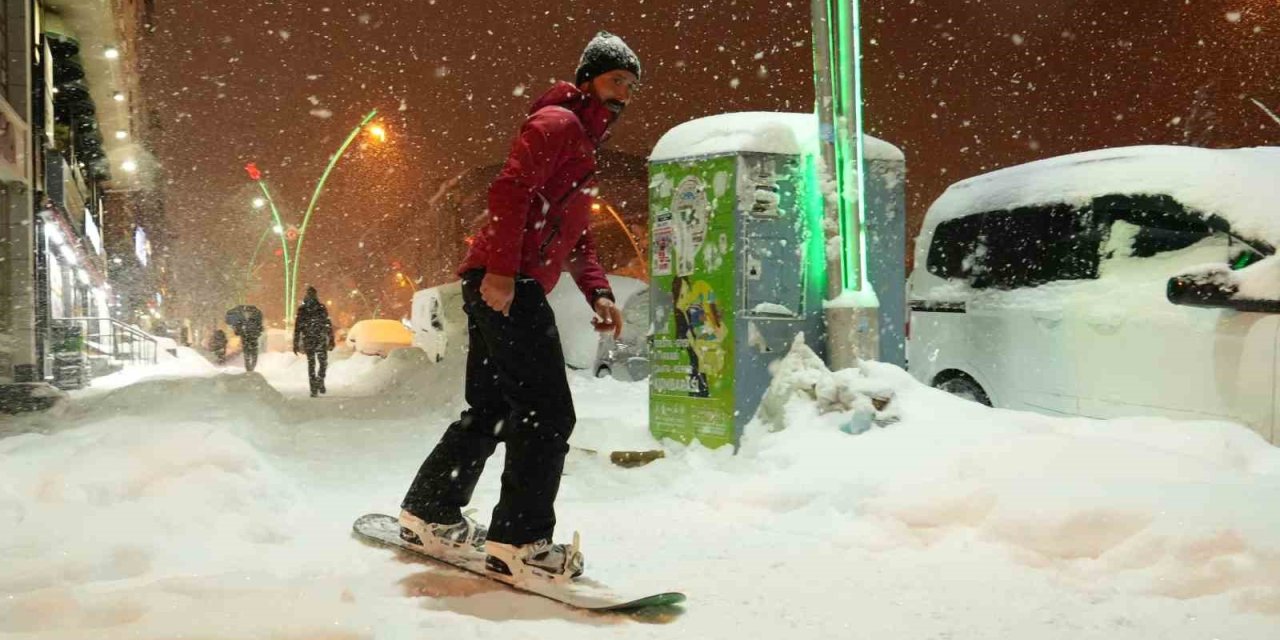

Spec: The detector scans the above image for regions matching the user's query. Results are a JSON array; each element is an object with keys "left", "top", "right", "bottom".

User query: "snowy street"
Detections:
[{"left": 2, "top": 348, "right": 1278, "bottom": 639}]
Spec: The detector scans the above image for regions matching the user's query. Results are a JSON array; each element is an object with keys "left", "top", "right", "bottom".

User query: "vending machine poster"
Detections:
[{"left": 648, "top": 157, "right": 738, "bottom": 449}]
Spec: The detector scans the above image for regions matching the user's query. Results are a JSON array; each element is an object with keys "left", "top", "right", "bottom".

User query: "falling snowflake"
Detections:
[
  {"left": 1011, "top": 34, "right": 1025, "bottom": 46},
  {"left": 310, "top": 109, "right": 333, "bottom": 119},
  {"left": 1225, "top": 11, "right": 1242, "bottom": 23},
  {"left": 279, "top": 30, "right": 291, "bottom": 40},
  {"left": 512, "top": 84, "right": 526, "bottom": 97}
]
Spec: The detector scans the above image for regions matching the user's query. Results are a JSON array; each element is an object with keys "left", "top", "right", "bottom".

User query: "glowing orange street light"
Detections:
[
  {"left": 369, "top": 124, "right": 387, "bottom": 142},
  {"left": 593, "top": 199, "right": 646, "bottom": 276}
]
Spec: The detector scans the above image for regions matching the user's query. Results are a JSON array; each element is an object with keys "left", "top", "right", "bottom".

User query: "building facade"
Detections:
[{"left": 1, "top": 0, "right": 162, "bottom": 404}]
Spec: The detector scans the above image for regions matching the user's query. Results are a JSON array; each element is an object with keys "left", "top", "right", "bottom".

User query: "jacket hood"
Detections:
[{"left": 528, "top": 81, "right": 616, "bottom": 144}]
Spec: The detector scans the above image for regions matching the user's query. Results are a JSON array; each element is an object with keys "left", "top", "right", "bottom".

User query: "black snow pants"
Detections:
[
  {"left": 243, "top": 338, "right": 260, "bottom": 373},
  {"left": 306, "top": 349, "right": 328, "bottom": 394},
  {"left": 402, "top": 270, "right": 575, "bottom": 545}
]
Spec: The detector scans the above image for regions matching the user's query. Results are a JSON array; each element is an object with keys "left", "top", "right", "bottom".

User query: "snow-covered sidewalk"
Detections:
[{"left": 1, "top": 346, "right": 1278, "bottom": 639}]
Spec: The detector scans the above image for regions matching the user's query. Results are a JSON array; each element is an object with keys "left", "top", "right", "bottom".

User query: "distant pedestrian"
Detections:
[
  {"left": 294, "top": 286, "right": 335, "bottom": 397},
  {"left": 227, "top": 305, "right": 265, "bottom": 372}
]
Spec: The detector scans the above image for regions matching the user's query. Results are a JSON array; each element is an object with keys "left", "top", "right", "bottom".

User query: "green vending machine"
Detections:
[
  {"left": 647, "top": 112, "right": 906, "bottom": 450},
  {"left": 647, "top": 114, "right": 831, "bottom": 450}
]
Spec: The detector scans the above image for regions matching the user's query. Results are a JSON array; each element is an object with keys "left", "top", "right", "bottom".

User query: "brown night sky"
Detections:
[{"left": 139, "top": 0, "right": 1280, "bottom": 327}]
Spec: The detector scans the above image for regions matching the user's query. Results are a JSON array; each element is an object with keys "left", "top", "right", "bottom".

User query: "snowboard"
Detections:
[{"left": 352, "top": 513, "right": 685, "bottom": 611}]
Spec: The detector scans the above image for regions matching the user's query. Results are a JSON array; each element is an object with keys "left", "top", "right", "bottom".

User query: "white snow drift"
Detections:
[{"left": 0, "top": 342, "right": 1277, "bottom": 639}]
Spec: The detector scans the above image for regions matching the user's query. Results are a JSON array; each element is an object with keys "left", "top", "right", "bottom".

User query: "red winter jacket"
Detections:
[{"left": 457, "top": 82, "right": 616, "bottom": 306}]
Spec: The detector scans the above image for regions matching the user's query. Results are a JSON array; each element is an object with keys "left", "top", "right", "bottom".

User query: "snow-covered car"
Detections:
[
  {"left": 409, "top": 274, "right": 648, "bottom": 370},
  {"left": 345, "top": 319, "right": 414, "bottom": 357},
  {"left": 908, "top": 145, "right": 1280, "bottom": 445},
  {"left": 592, "top": 285, "right": 651, "bottom": 381}
]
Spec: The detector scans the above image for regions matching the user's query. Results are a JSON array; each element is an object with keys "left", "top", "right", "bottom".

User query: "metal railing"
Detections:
[{"left": 56, "top": 317, "right": 159, "bottom": 366}]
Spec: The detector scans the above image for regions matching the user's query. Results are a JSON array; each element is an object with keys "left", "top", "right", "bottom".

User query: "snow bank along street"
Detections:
[{"left": 1, "top": 346, "right": 1278, "bottom": 639}]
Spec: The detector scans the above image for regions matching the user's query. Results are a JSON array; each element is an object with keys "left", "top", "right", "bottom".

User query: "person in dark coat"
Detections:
[
  {"left": 210, "top": 328, "right": 228, "bottom": 366},
  {"left": 228, "top": 305, "right": 265, "bottom": 372},
  {"left": 399, "top": 31, "right": 637, "bottom": 581},
  {"left": 293, "top": 286, "right": 334, "bottom": 397}
]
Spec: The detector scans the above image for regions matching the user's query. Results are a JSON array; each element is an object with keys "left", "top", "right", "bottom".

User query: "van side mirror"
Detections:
[{"left": 1167, "top": 267, "right": 1280, "bottom": 313}]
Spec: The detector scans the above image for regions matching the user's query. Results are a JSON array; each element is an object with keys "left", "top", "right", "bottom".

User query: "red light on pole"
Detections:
[{"left": 245, "top": 162, "right": 262, "bottom": 181}]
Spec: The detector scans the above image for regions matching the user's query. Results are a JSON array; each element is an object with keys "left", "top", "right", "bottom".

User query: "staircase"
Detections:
[{"left": 51, "top": 317, "right": 160, "bottom": 389}]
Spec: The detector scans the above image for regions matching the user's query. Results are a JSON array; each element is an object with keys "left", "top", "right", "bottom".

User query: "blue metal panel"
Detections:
[{"left": 863, "top": 156, "right": 907, "bottom": 367}]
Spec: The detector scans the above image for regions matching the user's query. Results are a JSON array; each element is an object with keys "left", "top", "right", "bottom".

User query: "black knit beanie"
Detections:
[{"left": 575, "top": 31, "right": 642, "bottom": 86}]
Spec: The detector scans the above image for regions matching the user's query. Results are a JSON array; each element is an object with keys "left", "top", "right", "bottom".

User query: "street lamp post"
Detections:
[
  {"left": 592, "top": 201, "right": 647, "bottom": 278},
  {"left": 244, "top": 110, "right": 382, "bottom": 327},
  {"left": 241, "top": 224, "right": 274, "bottom": 304},
  {"left": 246, "top": 162, "right": 295, "bottom": 325},
  {"left": 349, "top": 288, "right": 378, "bottom": 318},
  {"left": 288, "top": 109, "right": 379, "bottom": 322},
  {"left": 813, "top": 0, "right": 877, "bottom": 368}
]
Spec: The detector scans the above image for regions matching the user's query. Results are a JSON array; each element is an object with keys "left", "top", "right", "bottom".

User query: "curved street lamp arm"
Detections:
[
  {"left": 289, "top": 108, "right": 378, "bottom": 315},
  {"left": 256, "top": 180, "right": 295, "bottom": 325}
]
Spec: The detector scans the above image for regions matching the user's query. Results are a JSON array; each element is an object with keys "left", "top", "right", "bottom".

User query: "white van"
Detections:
[
  {"left": 908, "top": 145, "right": 1280, "bottom": 445},
  {"left": 410, "top": 283, "right": 466, "bottom": 362},
  {"left": 409, "top": 274, "right": 648, "bottom": 369}
]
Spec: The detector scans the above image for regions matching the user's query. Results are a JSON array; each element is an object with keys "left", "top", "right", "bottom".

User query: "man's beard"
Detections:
[{"left": 605, "top": 99, "right": 626, "bottom": 114}]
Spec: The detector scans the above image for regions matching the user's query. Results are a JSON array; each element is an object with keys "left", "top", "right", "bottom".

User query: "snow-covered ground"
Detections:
[{"left": 1, "top": 345, "right": 1278, "bottom": 639}]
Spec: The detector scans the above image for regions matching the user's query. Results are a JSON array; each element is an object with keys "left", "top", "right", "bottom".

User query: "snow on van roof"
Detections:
[
  {"left": 924, "top": 145, "right": 1280, "bottom": 244},
  {"left": 649, "top": 111, "right": 904, "bottom": 163}
]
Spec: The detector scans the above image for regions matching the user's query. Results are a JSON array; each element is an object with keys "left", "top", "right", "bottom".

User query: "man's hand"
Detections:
[
  {"left": 480, "top": 273, "right": 516, "bottom": 316},
  {"left": 592, "top": 298, "right": 623, "bottom": 338}
]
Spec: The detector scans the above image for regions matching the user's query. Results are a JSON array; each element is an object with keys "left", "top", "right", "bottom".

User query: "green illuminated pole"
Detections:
[
  {"left": 288, "top": 109, "right": 378, "bottom": 322},
  {"left": 243, "top": 224, "right": 273, "bottom": 303},
  {"left": 814, "top": 0, "right": 878, "bottom": 367},
  {"left": 822, "top": 0, "right": 868, "bottom": 291},
  {"left": 254, "top": 180, "right": 294, "bottom": 326}
]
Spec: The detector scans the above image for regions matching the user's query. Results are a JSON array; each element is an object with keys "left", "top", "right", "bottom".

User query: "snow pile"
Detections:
[
  {"left": 752, "top": 334, "right": 899, "bottom": 433},
  {"left": 69, "top": 346, "right": 220, "bottom": 399},
  {"left": 733, "top": 339, "right": 1280, "bottom": 620},
  {"left": 252, "top": 348, "right": 467, "bottom": 420},
  {"left": 650, "top": 111, "right": 903, "bottom": 163},
  {"left": 2, "top": 343, "right": 1279, "bottom": 638}
]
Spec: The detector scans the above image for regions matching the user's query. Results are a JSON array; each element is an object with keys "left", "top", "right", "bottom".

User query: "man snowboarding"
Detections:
[
  {"left": 293, "top": 286, "right": 335, "bottom": 397},
  {"left": 398, "top": 31, "right": 639, "bottom": 582}
]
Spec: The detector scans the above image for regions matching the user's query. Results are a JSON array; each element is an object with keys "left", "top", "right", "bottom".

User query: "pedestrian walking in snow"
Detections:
[
  {"left": 227, "top": 304, "right": 265, "bottom": 373},
  {"left": 398, "top": 31, "right": 639, "bottom": 582},
  {"left": 294, "top": 286, "right": 335, "bottom": 397}
]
